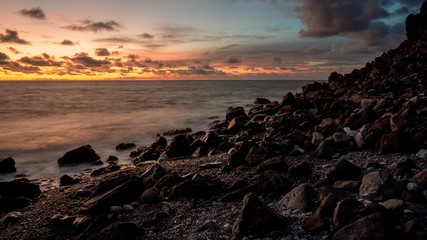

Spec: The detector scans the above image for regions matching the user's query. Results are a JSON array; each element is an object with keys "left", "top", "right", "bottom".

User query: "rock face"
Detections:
[
  {"left": 230, "top": 193, "right": 288, "bottom": 240},
  {"left": 359, "top": 171, "right": 395, "bottom": 202},
  {"left": 279, "top": 183, "right": 317, "bottom": 212},
  {"left": 57, "top": 145, "right": 100, "bottom": 165},
  {"left": 0, "top": 157, "right": 16, "bottom": 173}
]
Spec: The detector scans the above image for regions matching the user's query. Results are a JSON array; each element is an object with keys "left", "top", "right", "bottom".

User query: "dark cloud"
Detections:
[
  {"left": 20, "top": 7, "right": 46, "bottom": 20},
  {"left": 95, "top": 48, "right": 111, "bottom": 56},
  {"left": 127, "top": 54, "right": 139, "bottom": 59},
  {"left": 70, "top": 52, "right": 111, "bottom": 67},
  {"left": 7, "top": 47, "right": 21, "bottom": 54},
  {"left": 2, "top": 61, "right": 41, "bottom": 73},
  {"left": 18, "top": 54, "right": 62, "bottom": 67},
  {"left": 0, "top": 52, "right": 10, "bottom": 64},
  {"left": 60, "top": 39, "right": 77, "bottom": 46},
  {"left": 0, "top": 29, "right": 31, "bottom": 44},
  {"left": 170, "top": 65, "right": 227, "bottom": 76},
  {"left": 224, "top": 56, "right": 241, "bottom": 64},
  {"left": 139, "top": 33, "right": 154, "bottom": 39},
  {"left": 272, "top": 57, "right": 282, "bottom": 64},
  {"left": 63, "top": 19, "right": 122, "bottom": 32}
]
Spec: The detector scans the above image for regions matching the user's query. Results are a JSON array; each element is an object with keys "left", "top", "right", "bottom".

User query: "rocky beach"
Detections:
[{"left": 1, "top": 2, "right": 427, "bottom": 240}]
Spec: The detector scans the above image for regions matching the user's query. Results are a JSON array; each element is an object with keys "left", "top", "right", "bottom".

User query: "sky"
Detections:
[{"left": 0, "top": 0, "right": 423, "bottom": 80}]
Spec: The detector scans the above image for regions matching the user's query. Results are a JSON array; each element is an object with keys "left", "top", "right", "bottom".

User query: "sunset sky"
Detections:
[{"left": 0, "top": 0, "right": 423, "bottom": 80}]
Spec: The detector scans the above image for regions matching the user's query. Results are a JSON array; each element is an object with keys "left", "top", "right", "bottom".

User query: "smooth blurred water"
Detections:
[{"left": 0, "top": 80, "right": 318, "bottom": 180}]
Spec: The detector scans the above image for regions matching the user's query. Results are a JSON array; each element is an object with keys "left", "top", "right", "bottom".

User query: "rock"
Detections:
[
  {"left": 227, "top": 140, "right": 253, "bottom": 167},
  {"left": 326, "top": 158, "right": 362, "bottom": 181},
  {"left": 406, "top": 1, "right": 427, "bottom": 41},
  {"left": 60, "top": 174, "right": 79, "bottom": 186},
  {"left": 115, "top": 143, "right": 136, "bottom": 150},
  {"left": 226, "top": 106, "right": 246, "bottom": 122},
  {"left": 0, "top": 179, "right": 40, "bottom": 200},
  {"left": 279, "top": 183, "right": 317, "bottom": 212},
  {"left": 359, "top": 171, "right": 395, "bottom": 202},
  {"left": 229, "top": 193, "right": 288, "bottom": 240},
  {"left": 139, "top": 187, "right": 162, "bottom": 204},
  {"left": 333, "top": 198, "right": 359, "bottom": 229},
  {"left": 313, "top": 138, "right": 336, "bottom": 159},
  {"left": 0, "top": 157, "right": 16, "bottom": 173},
  {"left": 251, "top": 170, "right": 292, "bottom": 195},
  {"left": 380, "top": 199, "right": 405, "bottom": 210},
  {"left": 0, "top": 211, "right": 22, "bottom": 225},
  {"left": 82, "top": 222, "right": 143, "bottom": 240},
  {"left": 162, "top": 128, "right": 192, "bottom": 136},
  {"left": 57, "top": 145, "right": 100, "bottom": 165},
  {"left": 288, "top": 161, "right": 312, "bottom": 178},
  {"left": 198, "top": 162, "right": 222, "bottom": 169},
  {"left": 73, "top": 185, "right": 96, "bottom": 199},
  {"left": 376, "top": 132, "right": 404, "bottom": 155},
  {"left": 332, "top": 213, "right": 394, "bottom": 240},
  {"left": 333, "top": 180, "right": 361, "bottom": 192},
  {"left": 312, "top": 132, "right": 324, "bottom": 145},
  {"left": 319, "top": 118, "right": 338, "bottom": 136},
  {"left": 255, "top": 155, "right": 287, "bottom": 173},
  {"left": 332, "top": 132, "right": 351, "bottom": 144},
  {"left": 355, "top": 132, "right": 366, "bottom": 149},
  {"left": 301, "top": 212, "right": 327, "bottom": 232},
  {"left": 168, "top": 174, "right": 223, "bottom": 200},
  {"left": 254, "top": 98, "right": 271, "bottom": 104},
  {"left": 227, "top": 118, "right": 245, "bottom": 133},
  {"left": 394, "top": 156, "right": 416, "bottom": 170},
  {"left": 417, "top": 168, "right": 427, "bottom": 188},
  {"left": 141, "top": 164, "right": 168, "bottom": 187},
  {"left": 106, "top": 155, "right": 118, "bottom": 163},
  {"left": 416, "top": 149, "right": 427, "bottom": 159},
  {"left": 315, "top": 193, "right": 341, "bottom": 218},
  {"left": 407, "top": 183, "right": 423, "bottom": 193},
  {"left": 81, "top": 177, "right": 146, "bottom": 215},
  {"left": 165, "top": 134, "right": 191, "bottom": 158},
  {"left": 244, "top": 145, "right": 265, "bottom": 166},
  {"left": 51, "top": 214, "right": 76, "bottom": 228}
]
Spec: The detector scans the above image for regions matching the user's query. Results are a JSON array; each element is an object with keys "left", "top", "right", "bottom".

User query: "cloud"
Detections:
[
  {"left": 70, "top": 52, "right": 111, "bottom": 67},
  {"left": 63, "top": 19, "right": 122, "bottom": 32},
  {"left": 272, "top": 57, "right": 282, "bottom": 64},
  {"left": 170, "top": 65, "right": 227, "bottom": 76},
  {"left": 7, "top": 47, "right": 21, "bottom": 54},
  {"left": 1, "top": 61, "right": 41, "bottom": 73},
  {"left": 139, "top": 33, "right": 154, "bottom": 39},
  {"left": 127, "top": 54, "right": 139, "bottom": 59},
  {"left": 18, "top": 54, "right": 62, "bottom": 67},
  {"left": 0, "top": 52, "right": 10, "bottom": 63},
  {"left": 19, "top": 7, "right": 46, "bottom": 20},
  {"left": 224, "top": 56, "right": 241, "bottom": 64},
  {"left": 94, "top": 48, "right": 111, "bottom": 56},
  {"left": 60, "top": 39, "right": 77, "bottom": 46},
  {"left": 0, "top": 29, "right": 31, "bottom": 44}
]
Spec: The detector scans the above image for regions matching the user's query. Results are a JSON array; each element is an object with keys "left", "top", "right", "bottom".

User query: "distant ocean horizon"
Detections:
[{"left": 0, "top": 80, "right": 322, "bottom": 181}]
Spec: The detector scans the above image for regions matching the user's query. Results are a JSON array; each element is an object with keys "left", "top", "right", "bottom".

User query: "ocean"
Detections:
[{"left": 0, "top": 80, "right": 318, "bottom": 181}]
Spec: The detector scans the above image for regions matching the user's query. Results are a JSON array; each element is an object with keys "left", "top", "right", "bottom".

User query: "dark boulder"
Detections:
[
  {"left": 163, "top": 128, "right": 192, "bottom": 136},
  {"left": 255, "top": 155, "right": 287, "bottom": 173},
  {"left": 326, "top": 158, "right": 362, "bottom": 181},
  {"left": 406, "top": 1, "right": 427, "bottom": 41},
  {"left": 0, "top": 157, "right": 16, "bottom": 173},
  {"left": 0, "top": 179, "right": 40, "bottom": 200},
  {"left": 58, "top": 145, "right": 100, "bottom": 165},
  {"left": 168, "top": 174, "right": 223, "bottom": 200},
  {"left": 254, "top": 98, "right": 271, "bottom": 104},
  {"left": 279, "top": 183, "right": 317, "bottom": 212},
  {"left": 60, "top": 174, "right": 80, "bottom": 186},
  {"left": 229, "top": 193, "right": 288, "bottom": 240},
  {"left": 226, "top": 106, "right": 246, "bottom": 121},
  {"left": 165, "top": 134, "right": 191, "bottom": 158},
  {"left": 79, "top": 221, "right": 143, "bottom": 240},
  {"left": 115, "top": 143, "right": 136, "bottom": 150}
]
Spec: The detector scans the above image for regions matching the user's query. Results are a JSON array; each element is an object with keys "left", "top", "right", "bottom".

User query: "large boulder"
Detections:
[
  {"left": 0, "top": 179, "right": 40, "bottom": 200},
  {"left": 406, "top": 1, "right": 427, "bottom": 41},
  {"left": 229, "top": 193, "right": 288, "bottom": 240},
  {"left": 279, "top": 183, "right": 317, "bottom": 212},
  {"left": 0, "top": 157, "right": 16, "bottom": 173},
  {"left": 326, "top": 158, "right": 362, "bottom": 181},
  {"left": 165, "top": 134, "right": 191, "bottom": 158},
  {"left": 168, "top": 174, "right": 223, "bottom": 200},
  {"left": 57, "top": 145, "right": 100, "bottom": 165},
  {"left": 226, "top": 106, "right": 245, "bottom": 121},
  {"left": 359, "top": 171, "right": 395, "bottom": 202}
]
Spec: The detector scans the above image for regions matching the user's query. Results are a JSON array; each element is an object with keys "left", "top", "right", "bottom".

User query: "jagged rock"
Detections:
[
  {"left": 226, "top": 106, "right": 245, "bottom": 121},
  {"left": 326, "top": 158, "right": 362, "bottom": 181},
  {"left": 380, "top": 199, "right": 405, "bottom": 210},
  {"left": 141, "top": 164, "right": 168, "bottom": 187},
  {"left": 406, "top": 1, "right": 427, "bottom": 41},
  {"left": 301, "top": 212, "right": 327, "bottom": 232},
  {"left": 60, "top": 174, "right": 80, "bottom": 186},
  {"left": 319, "top": 118, "right": 338, "bottom": 136},
  {"left": 333, "top": 180, "right": 361, "bottom": 192},
  {"left": 359, "top": 171, "right": 395, "bottom": 202},
  {"left": 288, "top": 161, "right": 312, "bottom": 178},
  {"left": 332, "top": 132, "right": 351, "bottom": 144},
  {"left": 0, "top": 179, "right": 40, "bottom": 200},
  {"left": 57, "top": 145, "right": 100, "bottom": 165},
  {"left": 313, "top": 138, "right": 336, "bottom": 158},
  {"left": 163, "top": 128, "right": 192, "bottom": 136},
  {"left": 165, "top": 134, "right": 191, "bottom": 158},
  {"left": 254, "top": 98, "right": 271, "bottom": 104},
  {"left": 51, "top": 214, "right": 76, "bottom": 228},
  {"left": 376, "top": 132, "right": 405, "bottom": 155},
  {"left": 115, "top": 143, "right": 136, "bottom": 150},
  {"left": 229, "top": 193, "right": 288, "bottom": 240},
  {"left": 312, "top": 132, "right": 324, "bottom": 145},
  {"left": 0, "top": 157, "right": 16, "bottom": 173},
  {"left": 279, "top": 183, "right": 317, "bottom": 212},
  {"left": 106, "top": 155, "right": 118, "bottom": 163},
  {"left": 255, "top": 155, "right": 287, "bottom": 173},
  {"left": 333, "top": 198, "right": 359, "bottom": 230},
  {"left": 332, "top": 213, "right": 394, "bottom": 240},
  {"left": 417, "top": 168, "right": 427, "bottom": 188},
  {"left": 168, "top": 174, "right": 222, "bottom": 200},
  {"left": 250, "top": 170, "right": 292, "bottom": 195},
  {"left": 228, "top": 118, "right": 245, "bottom": 133},
  {"left": 416, "top": 149, "right": 427, "bottom": 159}
]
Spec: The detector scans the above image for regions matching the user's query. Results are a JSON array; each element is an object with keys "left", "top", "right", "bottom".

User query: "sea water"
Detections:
[{"left": 0, "top": 80, "right": 318, "bottom": 181}]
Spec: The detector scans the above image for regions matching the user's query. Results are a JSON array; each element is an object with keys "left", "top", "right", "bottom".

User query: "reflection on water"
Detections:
[{"left": 0, "top": 80, "right": 318, "bottom": 180}]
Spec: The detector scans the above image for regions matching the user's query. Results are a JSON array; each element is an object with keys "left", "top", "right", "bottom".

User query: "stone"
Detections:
[
  {"left": 229, "top": 193, "right": 288, "bottom": 240},
  {"left": 359, "top": 171, "right": 395, "bottom": 202},
  {"left": 250, "top": 170, "right": 292, "bottom": 195},
  {"left": 355, "top": 132, "right": 366, "bottom": 149},
  {"left": 319, "top": 118, "right": 338, "bottom": 136},
  {"left": 333, "top": 181, "right": 361, "bottom": 192},
  {"left": 416, "top": 168, "right": 427, "bottom": 188},
  {"left": 254, "top": 98, "right": 271, "bottom": 104},
  {"left": 394, "top": 156, "right": 416, "bottom": 170},
  {"left": 115, "top": 143, "right": 136, "bottom": 150},
  {"left": 0, "top": 179, "right": 40, "bottom": 200},
  {"left": 106, "top": 155, "right": 118, "bottom": 163},
  {"left": 141, "top": 164, "right": 168, "bottom": 187},
  {"left": 380, "top": 199, "right": 405, "bottom": 210},
  {"left": 57, "top": 145, "right": 100, "bottom": 165},
  {"left": 255, "top": 155, "right": 287, "bottom": 173},
  {"left": 407, "top": 183, "right": 423, "bottom": 193},
  {"left": 312, "top": 132, "right": 324, "bottom": 145},
  {"left": 313, "top": 139, "right": 336, "bottom": 159},
  {"left": 51, "top": 214, "right": 76, "bottom": 228},
  {"left": 279, "top": 183, "right": 317, "bottom": 212},
  {"left": 416, "top": 149, "right": 427, "bottom": 159},
  {"left": 0, "top": 157, "right": 16, "bottom": 173},
  {"left": 162, "top": 128, "right": 192, "bottom": 136},
  {"left": 82, "top": 222, "right": 143, "bottom": 240},
  {"left": 165, "top": 134, "right": 191, "bottom": 158},
  {"left": 326, "top": 158, "right": 362, "bottom": 181},
  {"left": 227, "top": 118, "right": 245, "bottom": 133},
  {"left": 332, "top": 132, "right": 351, "bottom": 144},
  {"left": 315, "top": 193, "right": 341, "bottom": 218},
  {"left": 301, "top": 212, "right": 327, "bottom": 232},
  {"left": 60, "top": 174, "right": 79, "bottom": 186},
  {"left": 139, "top": 187, "right": 162, "bottom": 204},
  {"left": 333, "top": 198, "right": 359, "bottom": 229},
  {"left": 288, "top": 161, "right": 312, "bottom": 178},
  {"left": 332, "top": 213, "right": 394, "bottom": 240},
  {"left": 168, "top": 174, "right": 223, "bottom": 200},
  {"left": 198, "top": 162, "right": 222, "bottom": 169},
  {"left": 0, "top": 211, "right": 22, "bottom": 225},
  {"left": 376, "top": 132, "right": 404, "bottom": 155},
  {"left": 226, "top": 106, "right": 245, "bottom": 121}
]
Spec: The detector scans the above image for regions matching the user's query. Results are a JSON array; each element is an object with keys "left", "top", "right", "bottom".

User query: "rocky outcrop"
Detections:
[
  {"left": 58, "top": 145, "right": 100, "bottom": 165},
  {"left": 0, "top": 157, "right": 16, "bottom": 173}
]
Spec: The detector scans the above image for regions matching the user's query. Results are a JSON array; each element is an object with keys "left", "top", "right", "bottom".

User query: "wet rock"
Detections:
[
  {"left": 254, "top": 98, "right": 271, "bottom": 104},
  {"left": 141, "top": 164, "right": 168, "bottom": 187},
  {"left": 227, "top": 118, "right": 245, "bottom": 133},
  {"left": 227, "top": 140, "right": 252, "bottom": 167},
  {"left": 106, "top": 155, "right": 118, "bottom": 163},
  {"left": 288, "top": 161, "right": 312, "bottom": 178},
  {"left": 226, "top": 106, "right": 245, "bottom": 121},
  {"left": 0, "top": 179, "right": 40, "bottom": 200},
  {"left": 168, "top": 174, "right": 223, "bottom": 200},
  {"left": 163, "top": 128, "right": 192, "bottom": 136},
  {"left": 0, "top": 157, "right": 16, "bottom": 173},
  {"left": 279, "top": 183, "right": 317, "bottom": 212},
  {"left": 0, "top": 211, "right": 22, "bottom": 225},
  {"left": 326, "top": 158, "right": 362, "bottom": 181},
  {"left": 332, "top": 213, "right": 394, "bottom": 240},
  {"left": 60, "top": 174, "right": 80, "bottom": 186},
  {"left": 81, "top": 177, "right": 145, "bottom": 215},
  {"left": 58, "top": 145, "right": 100, "bottom": 166},
  {"left": 164, "top": 134, "right": 191, "bottom": 158},
  {"left": 139, "top": 187, "right": 162, "bottom": 204},
  {"left": 229, "top": 193, "right": 288, "bottom": 240},
  {"left": 333, "top": 180, "right": 361, "bottom": 192},
  {"left": 359, "top": 171, "right": 395, "bottom": 202},
  {"left": 115, "top": 143, "right": 136, "bottom": 150}
]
